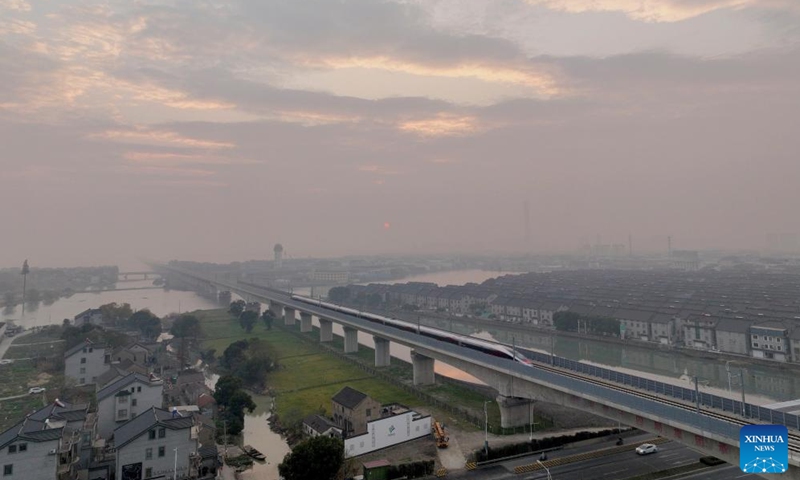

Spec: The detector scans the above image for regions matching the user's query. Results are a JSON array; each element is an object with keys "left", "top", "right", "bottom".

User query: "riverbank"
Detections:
[{"left": 377, "top": 306, "right": 800, "bottom": 374}]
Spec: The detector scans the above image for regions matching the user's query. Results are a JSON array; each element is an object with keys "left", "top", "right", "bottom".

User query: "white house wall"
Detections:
[
  {"left": 98, "top": 382, "right": 164, "bottom": 439},
  {"left": 65, "top": 347, "right": 109, "bottom": 386},
  {"left": 0, "top": 437, "right": 59, "bottom": 480},
  {"left": 344, "top": 412, "right": 431, "bottom": 458},
  {"left": 116, "top": 427, "right": 196, "bottom": 480}
]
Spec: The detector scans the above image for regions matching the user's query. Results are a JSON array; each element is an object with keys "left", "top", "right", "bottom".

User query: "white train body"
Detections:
[{"left": 290, "top": 294, "right": 532, "bottom": 366}]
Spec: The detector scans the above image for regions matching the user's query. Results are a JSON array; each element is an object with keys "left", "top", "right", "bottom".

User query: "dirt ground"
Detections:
[
  {"left": 29, "top": 372, "right": 52, "bottom": 387},
  {"left": 344, "top": 407, "right": 618, "bottom": 475}
]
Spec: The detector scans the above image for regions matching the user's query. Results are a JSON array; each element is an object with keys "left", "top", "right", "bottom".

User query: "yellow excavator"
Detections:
[{"left": 432, "top": 421, "right": 449, "bottom": 448}]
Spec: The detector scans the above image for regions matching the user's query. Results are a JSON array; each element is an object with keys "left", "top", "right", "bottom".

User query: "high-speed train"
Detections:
[{"left": 290, "top": 294, "right": 533, "bottom": 366}]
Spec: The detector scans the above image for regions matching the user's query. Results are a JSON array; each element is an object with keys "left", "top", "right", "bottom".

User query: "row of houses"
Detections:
[
  {"left": 348, "top": 271, "right": 800, "bottom": 363},
  {"left": 2, "top": 331, "right": 219, "bottom": 480},
  {"left": 0, "top": 399, "right": 216, "bottom": 480}
]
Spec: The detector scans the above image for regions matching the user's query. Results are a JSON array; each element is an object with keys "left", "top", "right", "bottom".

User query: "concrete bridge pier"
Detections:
[
  {"left": 373, "top": 336, "right": 391, "bottom": 367},
  {"left": 269, "top": 302, "right": 282, "bottom": 318},
  {"left": 412, "top": 350, "right": 435, "bottom": 386},
  {"left": 319, "top": 318, "right": 333, "bottom": 342},
  {"left": 343, "top": 327, "right": 359, "bottom": 353},
  {"left": 300, "top": 312, "right": 313, "bottom": 333},
  {"left": 496, "top": 395, "right": 533, "bottom": 428},
  {"left": 284, "top": 307, "right": 296, "bottom": 326}
]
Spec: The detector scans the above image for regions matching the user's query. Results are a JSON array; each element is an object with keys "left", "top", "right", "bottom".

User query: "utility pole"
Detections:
[
  {"left": 173, "top": 447, "right": 178, "bottom": 480},
  {"left": 484, "top": 401, "right": 491, "bottom": 456},
  {"left": 20, "top": 259, "right": 29, "bottom": 317},
  {"left": 694, "top": 376, "right": 700, "bottom": 413},
  {"left": 537, "top": 460, "right": 553, "bottom": 480},
  {"left": 740, "top": 367, "right": 747, "bottom": 417}
]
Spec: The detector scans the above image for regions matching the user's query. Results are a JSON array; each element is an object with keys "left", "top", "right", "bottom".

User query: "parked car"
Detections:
[
  {"left": 636, "top": 443, "right": 658, "bottom": 455},
  {"left": 28, "top": 387, "right": 46, "bottom": 394}
]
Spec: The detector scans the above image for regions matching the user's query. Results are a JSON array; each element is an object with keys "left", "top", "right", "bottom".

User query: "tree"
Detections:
[
  {"left": 220, "top": 340, "right": 248, "bottom": 371},
  {"left": 99, "top": 302, "right": 133, "bottom": 326},
  {"left": 228, "top": 390, "right": 256, "bottom": 418},
  {"left": 278, "top": 436, "right": 344, "bottom": 480},
  {"left": 171, "top": 314, "right": 201, "bottom": 367},
  {"left": 229, "top": 300, "right": 246, "bottom": 317},
  {"left": 128, "top": 310, "right": 162, "bottom": 340},
  {"left": 239, "top": 310, "right": 258, "bottom": 333},
  {"left": 262, "top": 310, "right": 275, "bottom": 330},
  {"left": 327, "top": 287, "right": 351, "bottom": 303},
  {"left": 3, "top": 291, "right": 16, "bottom": 307},
  {"left": 553, "top": 311, "right": 580, "bottom": 332},
  {"left": 214, "top": 375, "right": 243, "bottom": 408}
]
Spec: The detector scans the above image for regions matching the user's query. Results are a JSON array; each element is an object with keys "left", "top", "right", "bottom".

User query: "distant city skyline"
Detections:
[{"left": 1, "top": 0, "right": 798, "bottom": 268}]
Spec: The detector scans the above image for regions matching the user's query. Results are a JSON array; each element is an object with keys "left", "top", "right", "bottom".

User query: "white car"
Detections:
[
  {"left": 28, "top": 387, "right": 46, "bottom": 395},
  {"left": 636, "top": 443, "right": 658, "bottom": 455}
]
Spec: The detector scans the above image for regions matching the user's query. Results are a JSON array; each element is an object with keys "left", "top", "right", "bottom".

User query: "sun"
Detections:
[{"left": 383, "top": 222, "right": 391, "bottom": 230}]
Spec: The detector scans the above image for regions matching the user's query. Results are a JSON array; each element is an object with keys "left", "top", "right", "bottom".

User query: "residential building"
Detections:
[
  {"left": 114, "top": 408, "right": 200, "bottom": 480},
  {"left": 649, "top": 314, "right": 678, "bottom": 345},
  {"left": 302, "top": 415, "right": 342, "bottom": 439},
  {"left": 64, "top": 339, "right": 110, "bottom": 386},
  {"left": 790, "top": 328, "right": 800, "bottom": 363},
  {"left": 750, "top": 322, "right": 789, "bottom": 362},
  {"left": 111, "top": 344, "right": 152, "bottom": 368},
  {"left": 715, "top": 318, "right": 751, "bottom": 355},
  {"left": 331, "top": 387, "right": 381, "bottom": 437},
  {"left": 616, "top": 310, "right": 654, "bottom": 341},
  {"left": 74, "top": 309, "right": 103, "bottom": 327},
  {"left": 96, "top": 361, "right": 148, "bottom": 389},
  {"left": 682, "top": 315, "right": 718, "bottom": 349},
  {"left": 27, "top": 400, "right": 95, "bottom": 471},
  {"left": 0, "top": 402, "right": 83, "bottom": 480},
  {"left": 96, "top": 373, "right": 164, "bottom": 439}
]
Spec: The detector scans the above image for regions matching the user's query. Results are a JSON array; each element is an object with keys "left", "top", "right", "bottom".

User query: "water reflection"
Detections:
[
  {"left": 0, "top": 279, "right": 219, "bottom": 327},
  {"left": 206, "top": 373, "right": 291, "bottom": 480},
  {"left": 448, "top": 321, "right": 800, "bottom": 403}
]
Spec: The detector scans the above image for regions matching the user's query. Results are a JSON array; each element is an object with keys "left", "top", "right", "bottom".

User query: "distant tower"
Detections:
[
  {"left": 524, "top": 200, "right": 531, "bottom": 246},
  {"left": 273, "top": 244, "right": 284, "bottom": 270},
  {"left": 21, "top": 259, "right": 29, "bottom": 317}
]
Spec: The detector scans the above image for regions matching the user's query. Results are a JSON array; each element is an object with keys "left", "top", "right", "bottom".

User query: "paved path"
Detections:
[
  {"left": 0, "top": 330, "right": 31, "bottom": 359},
  {"left": 0, "top": 394, "right": 28, "bottom": 402},
  {"left": 438, "top": 431, "right": 467, "bottom": 470}
]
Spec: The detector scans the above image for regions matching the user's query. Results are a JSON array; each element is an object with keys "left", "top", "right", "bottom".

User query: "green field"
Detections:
[
  {"left": 192, "top": 308, "right": 553, "bottom": 432},
  {"left": 0, "top": 396, "right": 47, "bottom": 431}
]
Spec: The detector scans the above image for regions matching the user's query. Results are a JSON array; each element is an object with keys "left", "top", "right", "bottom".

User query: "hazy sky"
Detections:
[{"left": 1, "top": 0, "right": 799, "bottom": 268}]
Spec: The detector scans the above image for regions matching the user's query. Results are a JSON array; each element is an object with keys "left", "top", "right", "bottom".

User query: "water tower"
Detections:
[{"left": 274, "top": 243, "right": 284, "bottom": 269}]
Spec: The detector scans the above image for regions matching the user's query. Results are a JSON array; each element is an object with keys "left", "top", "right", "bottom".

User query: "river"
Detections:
[
  {"left": 0, "top": 279, "right": 221, "bottom": 327},
  {"left": 6, "top": 266, "right": 800, "bottom": 479}
]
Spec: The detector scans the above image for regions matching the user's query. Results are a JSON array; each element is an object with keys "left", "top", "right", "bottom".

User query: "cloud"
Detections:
[
  {"left": 310, "top": 55, "right": 561, "bottom": 95},
  {"left": 123, "top": 151, "right": 260, "bottom": 166},
  {"left": 525, "top": 0, "right": 800, "bottom": 22},
  {"left": 90, "top": 128, "right": 236, "bottom": 149},
  {"left": 358, "top": 165, "right": 402, "bottom": 176},
  {"left": 398, "top": 113, "right": 480, "bottom": 137},
  {"left": 0, "top": 0, "right": 30, "bottom": 12}
]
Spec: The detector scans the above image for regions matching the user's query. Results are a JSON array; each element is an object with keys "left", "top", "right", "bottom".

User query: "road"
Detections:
[
  {"left": 0, "top": 330, "right": 30, "bottom": 359},
  {"left": 446, "top": 435, "right": 754, "bottom": 480},
  {"left": 668, "top": 464, "right": 760, "bottom": 480}
]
